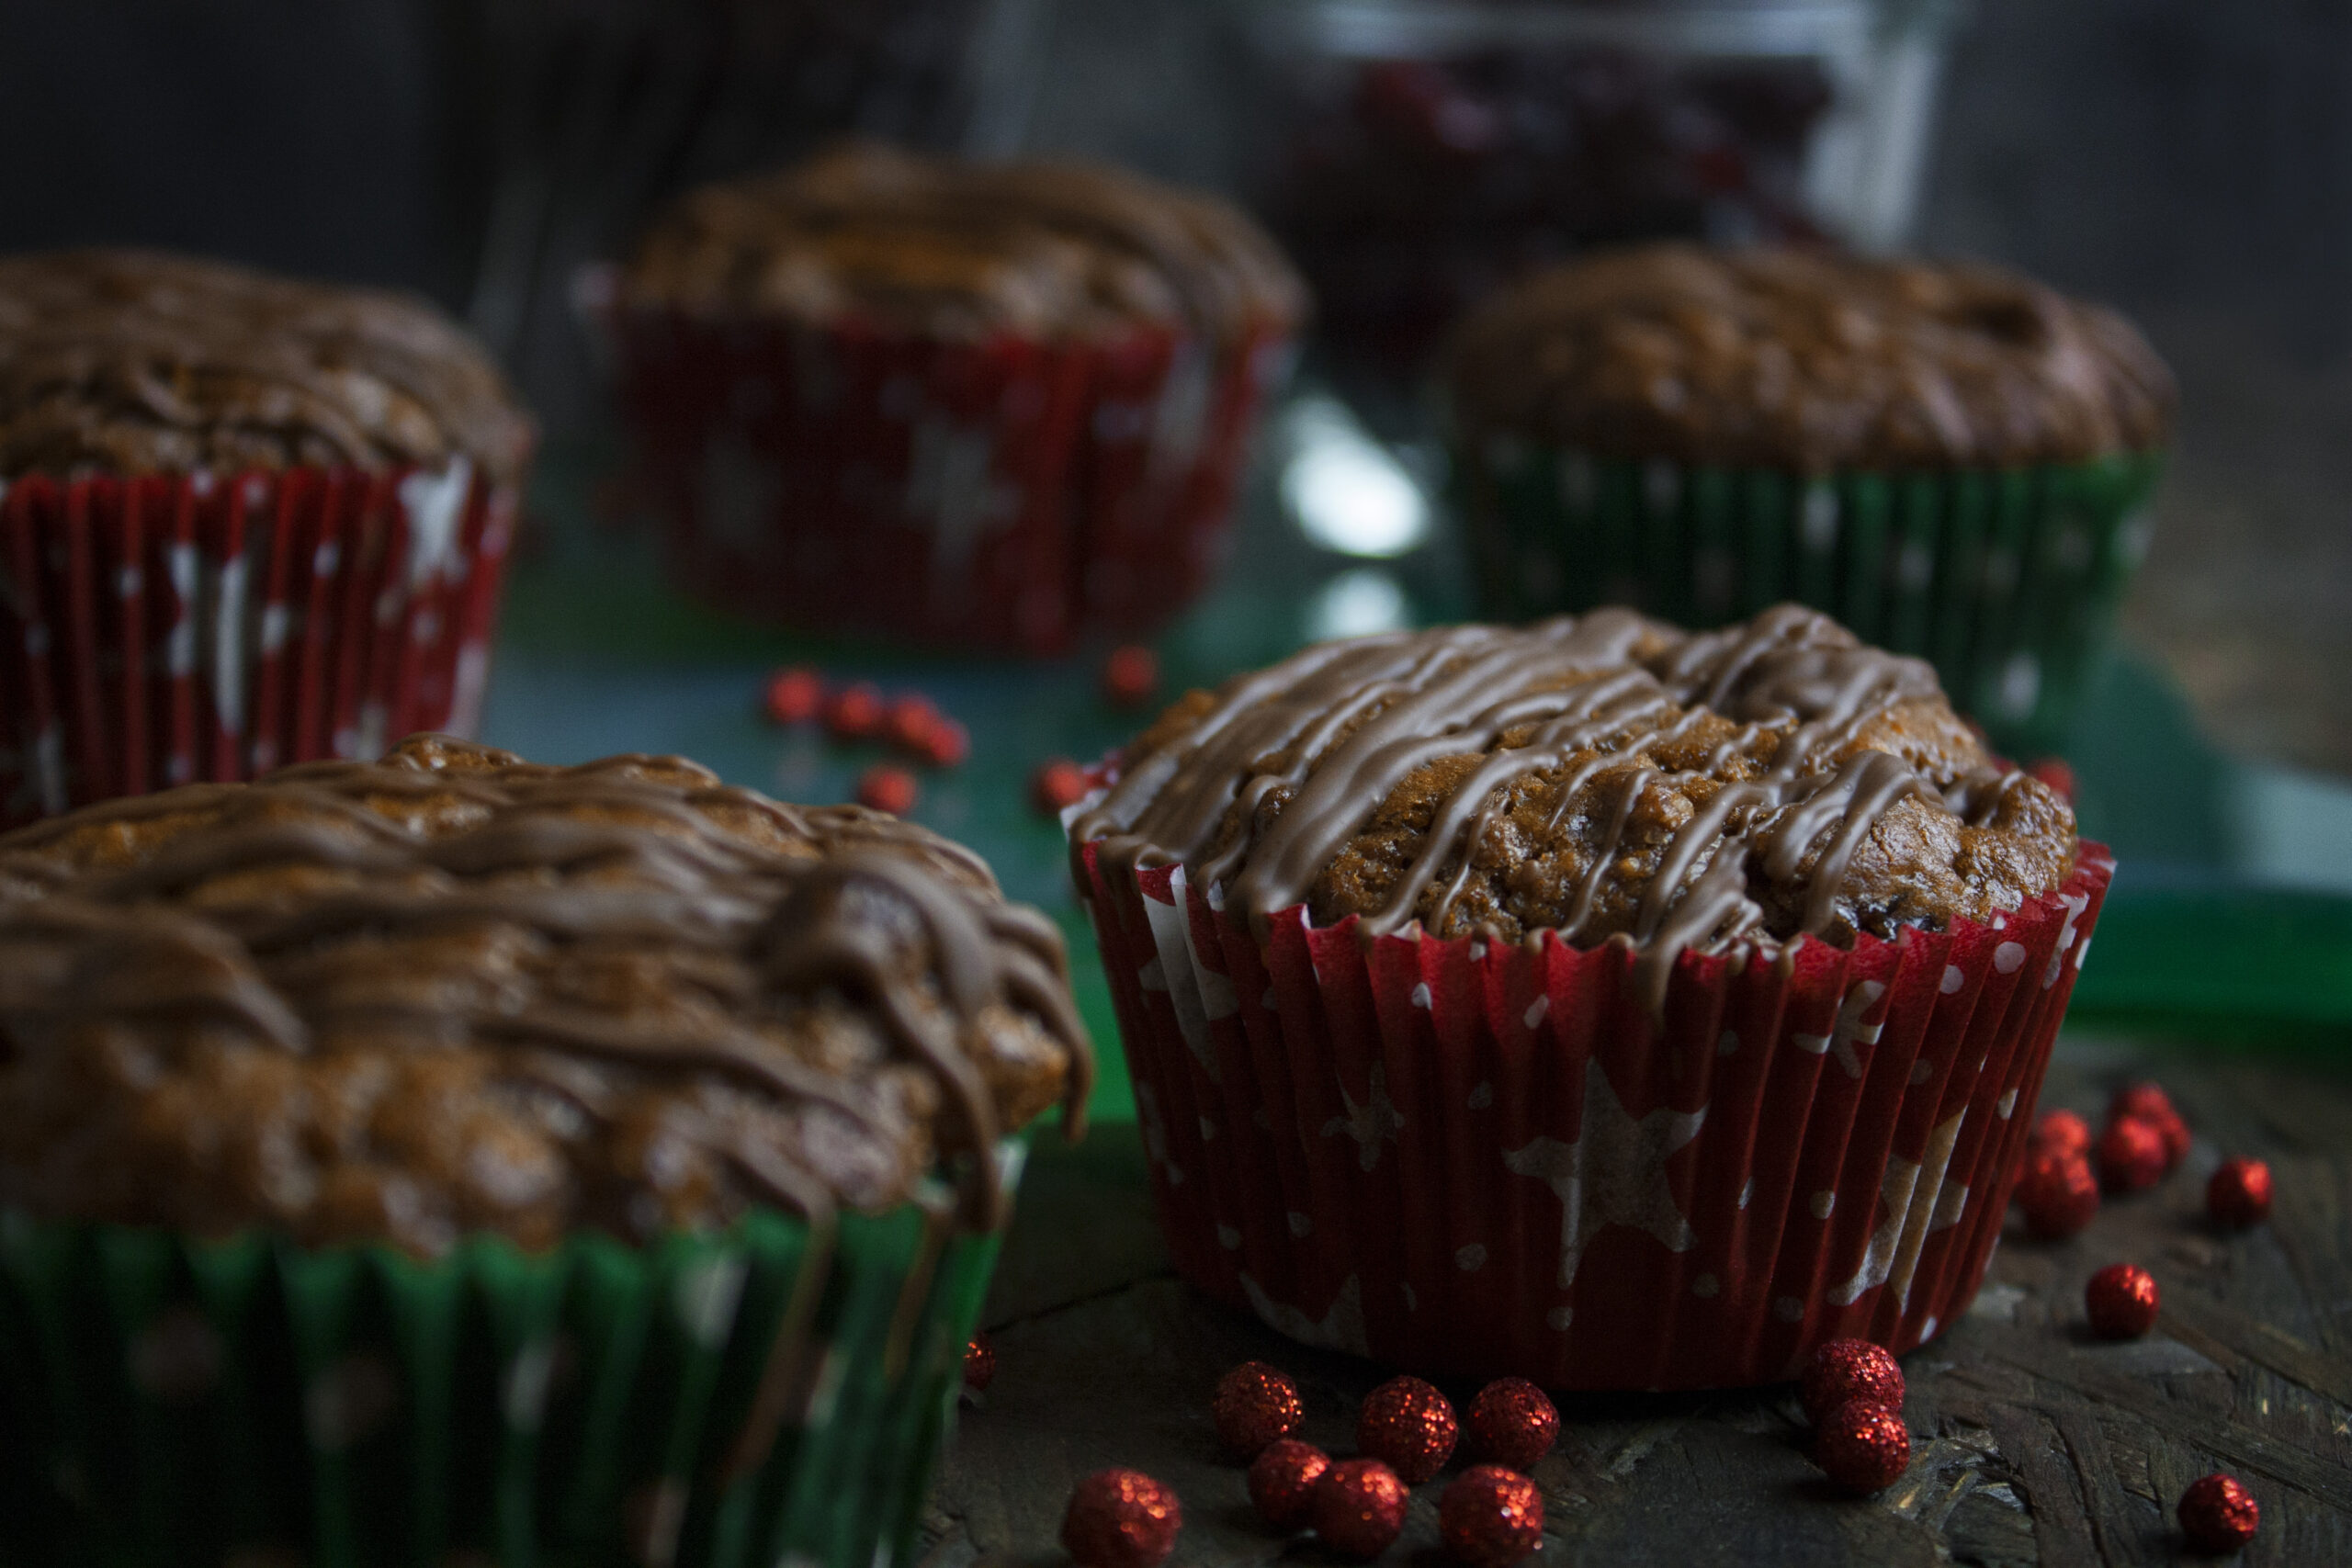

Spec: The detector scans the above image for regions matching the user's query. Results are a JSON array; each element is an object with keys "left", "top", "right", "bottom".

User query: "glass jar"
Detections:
[{"left": 1239, "top": 0, "right": 1963, "bottom": 404}]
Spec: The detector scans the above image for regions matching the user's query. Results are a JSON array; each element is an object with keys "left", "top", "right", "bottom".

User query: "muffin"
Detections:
[
  {"left": 1446, "top": 244, "right": 2174, "bottom": 751},
  {"left": 605, "top": 141, "right": 1306, "bottom": 654},
  {"left": 1070, "top": 604, "right": 2109, "bottom": 1389},
  {"left": 0, "top": 250, "right": 537, "bottom": 829},
  {"left": 0, "top": 734, "right": 1089, "bottom": 1566}
]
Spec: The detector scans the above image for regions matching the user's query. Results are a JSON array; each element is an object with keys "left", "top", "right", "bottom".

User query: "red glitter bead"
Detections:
[
  {"left": 2097, "top": 1116, "right": 2168, "bottom": 1194},
  {"left": 856, "top": 764, "right": 918, "bottom": 816},
  {"left": 1439, "top": 1466, "right": 1544, "bottom": 1568},
  {"left": 763, "top": 666, "right": 823, "bottom": 727},
  {"left": 1356, "top": 1374, "right": 1458, "bottom": 1484},
  {"left": 883, "top": 694, "right": 940, "bottom": 753},
  {"left": 1799, "top": 1338, "right": 1905, "bottom": 1427},
  {"left": 1311, "top": 1458, "right": 1408, "bottom": 1560},
  {"left": 919, "top": 717, "right": 970, "bottom": 769},
  {"left": 2086, "top": 1263, "right": 2160, "bottom": 1339},
  {"left": 1465, "top": 1377, "right": 1558, "bottom": 1472},
  {"left": 1061, "top": 1469, "right": 1182, "bottom": 1568},
  {"left": 1815, "top": 1399, "right": 1911, "bottom": 1494},
  {"left": 824, "top": 682, "right": 885, "bottom": 740},
  {"left": 2030, "top": 1108, "right": 2093, "bottom": 1162},
  {"left": 1213, "top": 1361, "right": 1305, "bottom": 1458},
  {"left": 963, "top": 1332, "right": 995, "bottom": 1393},
  {"left": 2014, "top": 1151, "right": 2100, "bottom": 1239},
  {"left": 1032, "top": 758, "right": 1091, "bottom": 817},
  {"left": 2109, "top": 1081, "right": 2177, "bottom": 1126},
  {"left": 2209, "top": 1157, "right": 2273, "bottom": 1229},
  {"left": 1248, "top": 1438, "right": 1330, "bottom": 1531},
  {"left": 1102, "top": 645, "right": 1160, "bottom": 708},
  {"left": 2177, "top": 1472, "right": 2259, "bottom": 1554}
]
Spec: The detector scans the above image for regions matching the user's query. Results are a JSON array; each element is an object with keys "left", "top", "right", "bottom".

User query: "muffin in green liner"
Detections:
[
  {"left": 1446, "top": 245, "right": 2174, "bottom": 753},
  {"left": 0, "top": 736, "right": 1091, "bottom": 1568}
]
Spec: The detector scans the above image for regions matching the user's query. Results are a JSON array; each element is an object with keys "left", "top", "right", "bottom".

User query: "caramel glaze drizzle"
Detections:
[
  {"left": 0, "top": 739, "right": 1092, "bottom": 1235},
  {"left": 1073, "top": 604, "right": 2040, "bottom": 1016}
]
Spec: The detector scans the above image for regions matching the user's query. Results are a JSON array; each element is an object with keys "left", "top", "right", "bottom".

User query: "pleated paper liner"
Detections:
[
  {"left": 1076, "top": 835, "right": 2109, "bottom": 1390},
  {"left": 0, "top": 1150, "right": 1019, "bottom": 1568},
  {"left": 1451, "top": 442, "right": 2165, "bottom": 754},
  {"left": 0, "top": 462, "right": 518, "bottom": 829},
  {"left": 602, "top": 291, "right": 1294, "bottom": 656}
]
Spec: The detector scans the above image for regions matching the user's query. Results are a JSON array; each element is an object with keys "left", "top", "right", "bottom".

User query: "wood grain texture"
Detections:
[{"left": 926, "top": 1042, "right": 2352, "bottom": 1564}]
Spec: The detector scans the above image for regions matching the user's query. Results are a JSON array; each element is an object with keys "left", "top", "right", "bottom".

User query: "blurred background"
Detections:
[{"left": 3, "top": 0, "right": 2346, "bottom": 1035}]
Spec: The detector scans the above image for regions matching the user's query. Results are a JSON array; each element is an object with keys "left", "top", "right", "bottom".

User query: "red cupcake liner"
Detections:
[
  {"left": 604, "top": 289, "right": 1293, "bottom": 655},
  {"left": 0, "top": 462, "right": 517, "bottom": 829},
  {"left": 1076, "top": 832, "right": 2110, "bottom": 1389}
]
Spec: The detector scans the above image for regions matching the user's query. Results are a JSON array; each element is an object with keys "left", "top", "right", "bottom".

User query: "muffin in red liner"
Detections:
[
  {"left": 1068, "top": 604, "right": 2105, "bottom": 1388},
  {"left": 605, "top": 143, "right": 1305, "bottom": 655},
  {"left": 0, "top": 251, "right": 534, "bottom": 827}
]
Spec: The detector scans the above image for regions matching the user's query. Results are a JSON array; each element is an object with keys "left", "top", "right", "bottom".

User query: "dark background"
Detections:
[{"left": 3, "top": 0, "right": 2345, "bottom": 772}]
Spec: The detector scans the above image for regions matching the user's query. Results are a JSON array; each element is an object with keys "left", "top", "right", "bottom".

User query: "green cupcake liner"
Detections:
[
  {"left": 1452, "top": 438, "right": 2165, "bottom": 753},
  {"left": 0, "top": 1148, "right": 1020, "bottom": 1568}
]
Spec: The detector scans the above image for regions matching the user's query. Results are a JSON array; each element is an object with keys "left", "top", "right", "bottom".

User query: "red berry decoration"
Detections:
[
  {"left": 1248, "top": 1438, "right": 1330, "bottom": 1531},
  {"left": 1032, "top": 758, "right": 1091, "bottom": 817},
  {"left": 1102, "top": 644, "right": 1160, "bottom": 708},
  {"left": 824, "top": 681, "right": 885, "bottom": 740},
  {"left": 1061, "top": 1469, "right": 1182, "bottom": 1568},
  {"left": 2177, "top": 1472, "right": 2259, "bottom": 1554},
  {"left": 2109, "top": 1081, "right": 2176, "bottom": 1125},
  {"left": 1814, "top": 1399, "right": 1911, "bottom": 1494},
  {"left": 2209, "top": 1157, "right": 2274, "bottom": 1229},
  {"left": 1212, "top": 1360, "right": 1304, "bottom": 1458},
  {"left": 856, "top": 764, "right": 918, "bottom": 816},
  {"left": 763, "top": 666, "right": 823, "bottom": 726},
  {"left": 1465, "top": 1377, "right": 1558, "bottom": 1472},
  {"left": 884, "top": 694, "right": 940, "bottom": 753},
  {"left": 1311, "top": 1458, "right": 1408, "bottom": 1560},
  {"left": 1356, "top": 1374, "right": 1457, "bottom": 1484},
  {"left": 963, "top": 1332, "right": 995, "bottom": 1393},
  {"left": 2085, "top": 1263, "right": 2160, "bottom": 1339},
  {"left": 2030, "top": 1108, "right": 2092, "bottom": 1162},
  {"left": 1799, "top": 1338, "right": 1905, "bottom": 1427},
  {"left": 2014, "top": 1151, "right": 2100, "bottom": 1239},
  {"left": 919, "top": 717, "right": 970, "bottom": 769},
  {"left": 2097, "top": 1116, "right": 2168, "bottom": 1194},
  {"left": 1439, "top": 1466, "right": 1544, "bottom": 1568}
]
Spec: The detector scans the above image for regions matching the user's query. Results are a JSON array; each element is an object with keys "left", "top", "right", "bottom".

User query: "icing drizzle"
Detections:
[{"left": 1074, "top": 605, "right": 2056, "bottom": 1013}]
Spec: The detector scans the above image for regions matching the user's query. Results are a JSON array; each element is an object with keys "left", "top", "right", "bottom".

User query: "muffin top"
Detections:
[
  {"left": 0, "top": 250, "right": 534, "bottom": 485},
  {"left": 0, "top": 735, "right": 1088, "bottom": 1255},
  {"left": 1074, "top": 604, "right": 2077, "bottom": 1010},
  {"left": 1446, "top": 244, "right": 2173, "bottom": 472},
  {"left": 624, "top": 141, "right": 1307, "bottom": 344}
]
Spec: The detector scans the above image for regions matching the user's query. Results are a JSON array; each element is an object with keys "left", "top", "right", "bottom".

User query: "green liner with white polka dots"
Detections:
[
  {"left": 1451, "top": 439, "right": 2165, "bottom": 753},
  {"left": 0, "top": 1153, "right": 1016, "bottom": 1568}
]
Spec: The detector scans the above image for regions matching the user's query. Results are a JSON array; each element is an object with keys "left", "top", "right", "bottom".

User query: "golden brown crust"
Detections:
[
  {"left": 1445, "top": 244, "right": 2173, "bottom": 472},
  {"left": 0, "top": 250, "right": 535, "bottom": 485},
  {"left": 0, "top": 735, "right": 1087, "bottom": 1254}
]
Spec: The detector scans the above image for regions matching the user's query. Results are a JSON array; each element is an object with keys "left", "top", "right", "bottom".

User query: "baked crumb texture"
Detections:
[{"left": 0, "top": 736, "right": 1085, "bottom": 1253}]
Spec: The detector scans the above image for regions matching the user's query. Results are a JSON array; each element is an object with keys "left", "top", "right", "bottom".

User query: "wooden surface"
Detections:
[{"left": 922, "top": 1039, "right": 2352, "bottom": 1566}]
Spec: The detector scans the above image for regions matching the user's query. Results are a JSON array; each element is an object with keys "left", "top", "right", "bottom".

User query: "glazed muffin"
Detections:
[
  {"left": 0, "top": 734, "right": 1088, "bottom": 1565},
  {"left": 1072, "top": 604, "right": 2109, "bottom": 1389},
  {"left": 1446, "top": 243, "right": 2174, "bottom": 750},
  {"left": 606, "top": 141, "right": 1306, "bottom": 653},
  {"left": 0, "top": 251, "right": 536, "bottom": 826}
]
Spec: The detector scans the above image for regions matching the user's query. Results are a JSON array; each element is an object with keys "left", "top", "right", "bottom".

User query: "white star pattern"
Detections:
[
  {"left": 1241, "top": 1272, "right": 1368, "bottom": 1358},
  {"left": 1829, "top": 1110, "right": 1968, "bottom": 1308},
  {"left": 902, "top": 417, "right": 1021, "bottom": 587},
  {"left": 1794, "top": 980, "right": 1885, "bottom": 1078},
  {"left": 1322, "top": 1063, "right": 1404, "bottom": 1172},
  {"left": 1502, "top": 1057, "right": 1707, "bottom": 1291}
]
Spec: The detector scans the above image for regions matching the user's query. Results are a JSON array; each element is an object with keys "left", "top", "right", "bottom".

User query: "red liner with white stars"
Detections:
[
  {"left": 0, "top": 462, "right": 515, "bottom": 829},
  {"left": 1077, "top": 832, "right": 2111, "bottom": 1389},
  {"left": 607, "top": 299, "right": 1293, "bottom": 656}
]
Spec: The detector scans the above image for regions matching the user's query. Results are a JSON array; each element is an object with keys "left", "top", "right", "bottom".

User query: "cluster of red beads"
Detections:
[
  {"left": 763, "top": 667, "right": 970, "bottom": 780},
  {"left": 2098, "top": 1081, "right": 2187, "bottom": 1192},
  {"left": 1800, "top": 1338, "right": 1912, "bottom": 1494}
]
